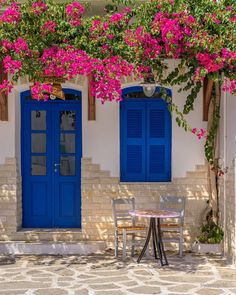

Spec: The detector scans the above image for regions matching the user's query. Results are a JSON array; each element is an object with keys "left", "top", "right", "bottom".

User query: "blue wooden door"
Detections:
[
  {"left": 120, "top": 87, "right": 171, "bottom": 182},
  {"left": 21, "top": 90, "right": 82, "bottom": 228}
]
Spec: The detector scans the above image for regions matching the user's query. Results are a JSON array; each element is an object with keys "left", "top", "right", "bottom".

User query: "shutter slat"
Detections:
[
  {"left": 121, "top": 101, "right": 145, "bottom": 181},
  {"left": 127, "top": 145, "right": 142, "bottom": 173},
  {"left": 150, "top": 109, "right": 165, "bottom": 138},
  {"left": 149, "top": 145, "right": 165, "bottom": 174},
  {"left": 147, "top": 101, "right": 171, "bottom": 181}
]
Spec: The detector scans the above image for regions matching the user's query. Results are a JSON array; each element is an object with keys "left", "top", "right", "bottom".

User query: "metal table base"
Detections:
[{"left": 137, "top": 217, "right": 168, "bottom": 266}]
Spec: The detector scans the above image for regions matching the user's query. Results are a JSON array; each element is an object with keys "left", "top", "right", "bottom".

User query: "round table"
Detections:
[{"left": 129, "top": 209, "right": 180, "bottom": 266}]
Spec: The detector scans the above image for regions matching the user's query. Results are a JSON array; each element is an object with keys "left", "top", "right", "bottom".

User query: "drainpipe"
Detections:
[
  {"left": 234, "top": 156, "right": 236, "bottom": 265},
  {"left": 222, "top": 89, "right": 227, "bottom": 260}
]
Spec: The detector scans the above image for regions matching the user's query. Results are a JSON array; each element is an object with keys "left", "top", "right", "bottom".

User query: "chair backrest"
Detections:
[
  {"left": 160, "top": 196, "right": 186, "bottom": 225},
  {"left": 112, "top": 198, "right": 135, "bottom": 228}
]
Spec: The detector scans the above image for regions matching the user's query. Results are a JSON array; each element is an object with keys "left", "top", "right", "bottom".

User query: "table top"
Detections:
[{"left": 129, "top": 209, "right": 180, "bottom": 218}]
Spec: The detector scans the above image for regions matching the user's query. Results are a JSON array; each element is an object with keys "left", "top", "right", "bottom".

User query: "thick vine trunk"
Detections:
[{"left": 207, "top": 81, "right": 221, "bottom": 224}]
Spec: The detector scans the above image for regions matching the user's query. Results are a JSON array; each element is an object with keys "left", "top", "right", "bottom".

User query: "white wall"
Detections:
[
  {"left": 0, "top": 90, "right": 16, "bottom": 164},
  {"left": 172, "top": 86, "right": 207, "bottom": 177},
  {"left": 83, "top": 82, "right": 207, "bottom": 178},
  {"left": 0, "top": 77, "right": 206, "bottom": 178},
  {"left": 219, "top": 91, "right": 236, "bottom": 167}
]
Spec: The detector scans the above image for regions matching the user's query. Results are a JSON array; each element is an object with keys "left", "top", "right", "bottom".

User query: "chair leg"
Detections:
[
  {"left": 115, "top": 230, "right": 118, "bottom": 257},
  {"left": 131, "top": 233, "right": 135, "bottom": 257},
  {"left": 179, "top": 228, "right": 184, "bottom": 257},
  {"left": 122, "top": 229, "right": 127, "bottom": 261}
]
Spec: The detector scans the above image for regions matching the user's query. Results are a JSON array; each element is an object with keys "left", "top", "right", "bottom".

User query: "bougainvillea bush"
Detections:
[{"left": 0, "top": 0, "right": 235, "bottom": 167}]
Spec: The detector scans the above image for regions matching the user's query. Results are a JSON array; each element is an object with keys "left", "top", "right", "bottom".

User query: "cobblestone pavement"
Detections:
[{"left": 0, "top": 250, "right": 236, "bottom": 295}]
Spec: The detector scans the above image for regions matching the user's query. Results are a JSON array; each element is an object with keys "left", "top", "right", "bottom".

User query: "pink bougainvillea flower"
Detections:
[
  {"left": 14, "top": 37, "right": 29, "bottom": 54},
  {"left": 66, "top": 1, "right": 85, "bottom": 27},
  {"left": 31, "top": 82, "right": 53, "bottom": 101},
  {"left": 192, "top": 128, "right": 197, "bottom": 134},
  {"left": 197, "top": 128, "right": 207, "bottom": 140},
  {"left": 0, "top": 80, "right": 13, "bottom": 94},
  {"left": 1, "top": 39, "right": 13, "bottom": 51},
  {"left": 32, "top": 1, "right": 48, "bottom": 16},
  {"left": 3, "top": 56, "right": 22, "bottom": 74},
  {"left": 0, "top": 2, "right": 20, "bottom": 24},
  {"left": 226, "top": 6, "right": 233, "bottom": 11},
  {"left": 222, "top": 79, "right": 236, "bottom": 94},
  {"left": 41, "top": 20, "right": 57, "bottom": 35},
  {"left": 110, "top": 13, "right": 124, "bottom": 23},
  {"left": 230, "top": 15, "right": 236, "bottom": 22}
]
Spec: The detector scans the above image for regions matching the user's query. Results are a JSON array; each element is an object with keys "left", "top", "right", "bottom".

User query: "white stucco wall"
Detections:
[
  {"left": 0, "top": 90, "right": 16, "bottom": 164},
  {"left": 0, "top": 75, "right": 206, "bottom": 178},
  {"left": 82, "top": 83, "right": 206, "bottom": 178},
  {"left": 218, "top": 90, "right": 236, "bottom": 264}
]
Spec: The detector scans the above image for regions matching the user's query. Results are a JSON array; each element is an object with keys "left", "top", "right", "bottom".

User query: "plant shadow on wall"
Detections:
[{"left": 0, "top": 0, "right": 235, "bottom": 226}]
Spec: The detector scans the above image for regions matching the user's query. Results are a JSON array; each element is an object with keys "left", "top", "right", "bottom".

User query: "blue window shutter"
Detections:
[
  {"left": 121, "top": 101, "right": 146, "bottom": 181},
  {"left": 146, "top": 101, "right": 171, "bottom": 181}
]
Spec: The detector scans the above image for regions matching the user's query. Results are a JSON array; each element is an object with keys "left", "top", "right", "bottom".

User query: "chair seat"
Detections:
[
  {"left": 117, "top": 225, "right": 146, "bottom": 231},
  {"left": 161, "top": 223, "right": 181, "bottom": 228}
]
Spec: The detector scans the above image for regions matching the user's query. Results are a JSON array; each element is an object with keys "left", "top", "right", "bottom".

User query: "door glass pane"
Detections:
[
  {"left": 31, "top": 156, "right": 46, "bottom": 175},
  {"left": 60, "top": 156, "right": 75, "bottom": 176},
  {"left": 32, "top": 134, "right": 46, "bottom": 153},
  {"left": 60, "top": 134, "right": 75, "bottom": 153},
  {"left": 60, "top": 111, "right": 76, "bottom": 130},
  {"left": 31, "top": 111, "right": 46, "bottom": 130}
]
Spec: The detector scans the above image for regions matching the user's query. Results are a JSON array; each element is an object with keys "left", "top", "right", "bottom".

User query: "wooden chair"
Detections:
[
  {"left": 112, "top": 198, "right": 146, "bottom": 260},
  {"left": 160, "top": 196, "right": 186, "bottom": 257}
]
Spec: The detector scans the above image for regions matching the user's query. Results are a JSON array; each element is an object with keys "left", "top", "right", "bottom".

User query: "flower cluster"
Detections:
[
  {"left": 192, "top": 128, "right": 207, "bottom": 140},
  {"left": 3, "top": 56, "right": 22, "bottom": 74},
  {"left": 41, "top": 46, "right": 91, "bottom": 78},
  {"left": 32, "top": 2, "right": 48, "bottom": 16},
  {"left": 0, "top": 79, "right": 13, "bottom": 94},
  {"left": 222, "top": 79, "right": 236, "bottom": 94},
  {"left": 41, "top": 21, "right": 57, "bottom": 35},
  {"left": 66, "top": 1, "right": 85, "bottom": 26},
  {"left": 91, "top": 57, "right": 134, "bottom": 102},
  {"left": 0, "top": 2, "right": 20, "bottom": 24},
  {"left": 30, "top": 82, "right": 53, "bottom": 101}
]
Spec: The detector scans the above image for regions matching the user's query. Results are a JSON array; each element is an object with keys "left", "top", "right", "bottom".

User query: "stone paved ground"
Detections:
[{"left": 0, "top": 250, "right": 236, "bottom": 295}]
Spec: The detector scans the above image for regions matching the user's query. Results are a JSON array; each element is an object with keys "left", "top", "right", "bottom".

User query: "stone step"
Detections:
[
  {"left": 82, "top": 177, "right": 118, "bottom": 184},
  {"left": 13, "top": 229, "right": 86, "bottom": 242},
  {"left": 173, "top": 178, "right": 208, "bottom": 185},
  {"left": 0, "top": 177, "right": 17, "bottom": 185},
  {"left": 0, "top": 241, "right": 106, "bottom": 255},
  {"left": 195, "top": 164, "right": 208, "bottom": 172},
  {"left": 81, "top": 158, "right": 92, "bottom": 165},
  {"left": 186, "top": 171, "right": 208, "bottom": 179},
  {"left": 5, "top": 158, "right": 17, "bottom": 165},
  {"left": 82, "top": 164, "right": 100, "bottom": 171},
  {"left": 0, "top": 170, "right": 17, "bottom": 177},
  {"left": 0, "top": 165, "right": 17, "bottom": 172},
  {"left": 82, "top": 171, "right": 110, "bottom": 178},
  {"left": 100, "top": 177, "right": 119, "bottom": 184}
]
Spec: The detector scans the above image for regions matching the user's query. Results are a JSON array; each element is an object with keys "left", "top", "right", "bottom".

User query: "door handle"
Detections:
[{"left": 54, "top": 163, "right": 61, "bottom": 167}]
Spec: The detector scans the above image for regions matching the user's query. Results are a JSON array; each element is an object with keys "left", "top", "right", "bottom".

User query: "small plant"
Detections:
[
  {"left": 197, "top": 221, "right": 224, "bottom": 244},
  {"left": 197, "top": 203, "right": 224, "bottom": 244}
]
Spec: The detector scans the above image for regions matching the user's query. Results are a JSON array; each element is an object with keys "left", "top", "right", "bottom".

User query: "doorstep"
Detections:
[
  {"left": 12, "top": 228, "right": 84, "bottom": 242},
  {"left": 0, "top": 241, "right": 107, "bottom": 255}
]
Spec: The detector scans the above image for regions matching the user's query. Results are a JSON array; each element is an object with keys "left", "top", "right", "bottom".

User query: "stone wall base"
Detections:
[{"left": 0, "top": 157, "right": 210, "bottom": 253}]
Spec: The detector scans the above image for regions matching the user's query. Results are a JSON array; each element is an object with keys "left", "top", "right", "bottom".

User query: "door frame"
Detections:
[{"left": 21, "top": 88, "right": 82, "bottom": 228}]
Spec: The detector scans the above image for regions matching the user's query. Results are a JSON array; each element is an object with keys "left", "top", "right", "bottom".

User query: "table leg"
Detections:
[
  {"left": 137, "top": 219, "right": 152, "bottom": 263},
  {"left": 156, "top": 218, "right": 168, "bottom": 266},
  {"left": 137, "top": 217, "right": 169, "bottom": 266},
  {"left": 151, "top": 219, "right": 158, "bottom": 260}
]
